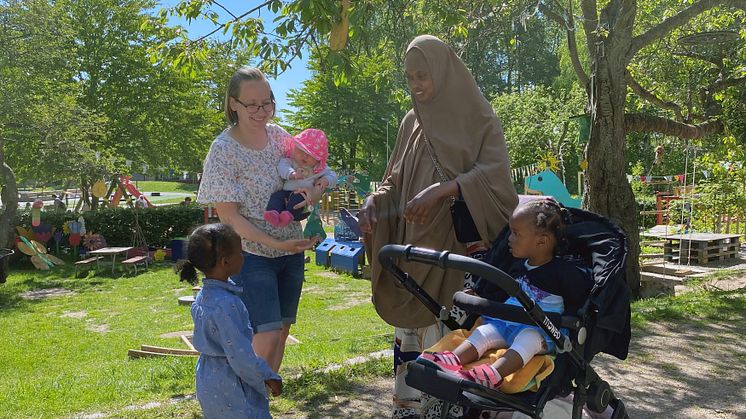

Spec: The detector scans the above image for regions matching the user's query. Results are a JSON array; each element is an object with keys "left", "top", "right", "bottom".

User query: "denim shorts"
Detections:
[{"left": 231, "top": 252, "right": 305, "bottom": 333}]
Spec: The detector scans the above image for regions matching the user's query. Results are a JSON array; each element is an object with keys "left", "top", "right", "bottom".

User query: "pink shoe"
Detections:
[
  {"left": 278, "top": 211, "right": 294, "bottom": 227},
  {"left": 264, "top": 210, "right": 281, "bottom": 227},
  {"left": 417, "top": 351, "right": 463, "bottom": 373},
  {"left": 457, "top": 364, "right": 503, "bottom": 389}
]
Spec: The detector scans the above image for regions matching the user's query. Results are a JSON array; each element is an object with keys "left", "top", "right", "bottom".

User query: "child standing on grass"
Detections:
[
  {"left": 418, "top": 199, "right": 592, "bottom": 390},
  {"left": 176, "top": 223, "right": 282, "bottom": 419}
]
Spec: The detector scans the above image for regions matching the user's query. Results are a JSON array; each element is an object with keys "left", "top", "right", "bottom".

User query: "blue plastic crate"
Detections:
[
  {"left": 314, "top": 238, "right": 337, "bottom": 267},
  {"left": 330, "top": 241, "right": 365, "bottom": 276}
]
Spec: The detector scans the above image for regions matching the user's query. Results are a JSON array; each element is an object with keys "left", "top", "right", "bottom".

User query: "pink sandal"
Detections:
[
  {"left": 457, "top": 364, "right": 503, "bottom": 389},
  {"left": 417, "top": 351, "right": 463, "bottom": 372}
]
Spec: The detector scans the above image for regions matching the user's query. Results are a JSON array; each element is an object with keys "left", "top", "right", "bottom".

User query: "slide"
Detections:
[{"left": 109, "top": 176, "right": 154, "bottom": 208}]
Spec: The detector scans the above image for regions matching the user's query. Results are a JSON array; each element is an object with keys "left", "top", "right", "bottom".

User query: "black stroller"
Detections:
[{"left": 378, "top": 207, "right": 631, "bottom": 419}]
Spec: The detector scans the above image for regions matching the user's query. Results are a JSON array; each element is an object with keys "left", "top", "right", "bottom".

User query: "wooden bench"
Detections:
[
  {"left": 74, "top": 256, "right": 103, "bottom": 275},
  {"left": 121, "top": 255, "right": 149, "bottom": 274}
]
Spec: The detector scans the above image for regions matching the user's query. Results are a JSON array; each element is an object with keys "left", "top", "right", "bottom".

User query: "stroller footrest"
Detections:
[
  {"left": 406, "top": 362, "right": 463, "bottom": 403},
  {"left": 407, "top": 361, "right": 542, "bottom": 415}
]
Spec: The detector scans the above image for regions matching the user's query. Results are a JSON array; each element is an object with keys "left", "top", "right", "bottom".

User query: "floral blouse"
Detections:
[{"left": 197, "top": 124, "right": 303, "bottom": 258}]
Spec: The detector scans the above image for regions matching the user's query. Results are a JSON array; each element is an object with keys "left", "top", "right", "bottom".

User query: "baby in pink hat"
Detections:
[{"left": 264, "top": 128, "right": 337, "bottom": 228}]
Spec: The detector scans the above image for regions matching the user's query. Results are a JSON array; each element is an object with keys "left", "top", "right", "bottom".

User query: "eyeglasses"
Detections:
[{"left": 234, "top": 98, "right": 274, "bottom": 114}]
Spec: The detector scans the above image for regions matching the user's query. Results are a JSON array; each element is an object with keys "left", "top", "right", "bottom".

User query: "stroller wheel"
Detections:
[{"left": 587, "top": 380, "right": 612, "bottom": 413}]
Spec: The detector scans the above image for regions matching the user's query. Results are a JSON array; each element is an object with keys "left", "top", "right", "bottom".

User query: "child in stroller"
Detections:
[
  {"left": 377, "top": 202, "right": 631, "bottom": 418},
  {"left": 418, "top": 199, "right": 593, "bottom": 390}
]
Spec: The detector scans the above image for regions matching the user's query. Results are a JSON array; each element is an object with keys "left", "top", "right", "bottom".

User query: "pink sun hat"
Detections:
[{"left": 293, "top": 128, "right": 329, "bottom": 173}]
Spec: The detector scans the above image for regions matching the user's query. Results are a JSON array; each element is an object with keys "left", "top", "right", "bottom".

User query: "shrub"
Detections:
[{"left": 15, "top": 205, "right": 204, "bottom": 248}]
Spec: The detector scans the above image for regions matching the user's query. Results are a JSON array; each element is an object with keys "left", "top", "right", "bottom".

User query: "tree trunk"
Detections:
[
  {"left": 583, "top": 1, "right": 641, "bottom": 296},
  {"left": 0, "top": 141, "right": 19, "bottom": 283}
]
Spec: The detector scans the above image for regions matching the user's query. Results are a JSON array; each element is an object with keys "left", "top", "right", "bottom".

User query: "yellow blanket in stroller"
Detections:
[{"left": 424, "top": 324, "right": 555, "bottom": 394}]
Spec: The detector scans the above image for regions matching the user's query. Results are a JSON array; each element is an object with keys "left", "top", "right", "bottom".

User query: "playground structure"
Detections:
[
  {"left": 636, "top": 148, "right": 746, "bottom": 296},
  {"left": 523, "top": 169, "right": 581, "bottom": 208},
  {"left": 318, "top": 172, "right": 374, "bottom": 223},
  {"left": 94, "top": 175, "right": 154, "bottom": 208}
]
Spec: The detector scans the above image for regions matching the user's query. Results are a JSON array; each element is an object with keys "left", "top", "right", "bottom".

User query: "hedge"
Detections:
[{"left": 15, "top": 205, "right": 204, "bottom": 248}]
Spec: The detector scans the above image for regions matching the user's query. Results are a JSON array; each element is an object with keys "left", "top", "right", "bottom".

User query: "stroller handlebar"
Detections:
[{"left": 378, "top": 244, "right": 521, "bottom": 296}]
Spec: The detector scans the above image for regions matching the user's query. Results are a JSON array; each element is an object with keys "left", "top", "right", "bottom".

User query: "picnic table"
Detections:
[
  {"left": 662, "top": 233, "right": 741, "bottom": 265},
  {"left": 88, "top": 247, "right": 134, "bottom": 274}
]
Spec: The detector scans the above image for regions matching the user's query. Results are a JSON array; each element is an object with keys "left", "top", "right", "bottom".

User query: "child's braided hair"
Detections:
[
  {"left": 517, "top": 199, "right": 572, "bottom": 254},
  {"left": 174, "top": 223, "right": 241, "bottom": 285}
]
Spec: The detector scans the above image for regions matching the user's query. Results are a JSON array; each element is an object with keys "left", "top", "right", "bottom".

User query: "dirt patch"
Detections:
[
  {"left": 314, "top": 271, "right": 344, "bottom": 279},
  {"left": 20, "top": 288, "right": 75, "bottom": 300},
  {"left": 86, "top": 323, "right": 110, "bottom": 333},
  {"left": 592, "top": 318, "right": 746, "bottom": 419},
  {"left": 702, "top": 275, "right": 746, "bottom": 292},
  {"left": 159, "top": 330, "right": 193, "bottom": 339},
  {"left": 327, "top": 294, "right": 370, "bottom": 310},
  {"left": 281, "top": 379, "right": 392, "bottom": 418},
  {"left": 61, "top": 311, "right": 87, "bottom": 319}
]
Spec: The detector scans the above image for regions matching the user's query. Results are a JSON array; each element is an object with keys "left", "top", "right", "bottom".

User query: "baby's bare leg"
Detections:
[
  {"left": 457, "top": 323, "right": 507, "bottom": 364},
  {"left": 452, "top": 340, "right": 480, "bottom": 364},
  {"left": 492, "top": 349, "right": 525, "bottom": 377},
  {"left": 493, "top": 328, "right": 546, "bottom": 377}
]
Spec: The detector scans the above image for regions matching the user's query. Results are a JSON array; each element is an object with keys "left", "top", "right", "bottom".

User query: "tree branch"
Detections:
[
  {"left": 630, "top": 0, "right": 746, "bottom": 57},
  {"left": 626, "top": 71, "right": 684, "bottom": 121},
  {"left": 188, "top": 0, "right": 273, "bottom": 46},
  {"left": 711, "top": 76, "right": 746, "bottom": 92},
  {"left": 624, "top": 113, "right": 723, "bottom": 138},
  {"left": 538, "top": 3, "right": 590, "bottom": 87},
  {"left": 672, "top": 50, "right": 723, "bottom": 67},
  {"left": 579, "top": 0, "right": 599, "bottom": 60},
  {"left": 212, "top": 1, "right": 238, "bottom": 20}
]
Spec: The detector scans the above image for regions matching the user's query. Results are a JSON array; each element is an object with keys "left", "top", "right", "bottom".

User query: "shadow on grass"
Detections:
[
  {"left": 632, "top": 287, "right": 746, "bottom": 330},
  {"left": 597, "top": 282, "right": 746, "bottom": 418},
  {"left": 0, "top": 261, "right": 173, "bottom": 312},
  {"left": 597, "top": 311, "right": 746, "bottom": 418},
  {"left": 276, "top": 358, "right": 391, "bottom": 418}
]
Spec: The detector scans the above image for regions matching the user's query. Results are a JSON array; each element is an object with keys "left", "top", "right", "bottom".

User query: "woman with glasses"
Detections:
[
  {"left": 197, "top": 67, "right": 319, "bottom": 375},
  {"left": 357, "top": 36, "right": 518, "bottom": 418}
]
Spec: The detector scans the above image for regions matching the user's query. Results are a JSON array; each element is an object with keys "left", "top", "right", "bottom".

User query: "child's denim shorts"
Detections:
[{"left": 231, "top": 252, "right": 305, "bottom": 333}]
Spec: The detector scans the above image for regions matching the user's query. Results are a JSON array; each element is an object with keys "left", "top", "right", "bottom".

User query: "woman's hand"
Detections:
[
  {"left": 404, "top": 181, "right": 455, "bottom": 224},
  {"left": 357, "top": 196, "right": 377, "bottom": 234},
  {"left": 274, "top": 238, "right": 316, "bottom": 253},
  {"left": 292, "top": 186, "right": 324, "bottom": 210}
]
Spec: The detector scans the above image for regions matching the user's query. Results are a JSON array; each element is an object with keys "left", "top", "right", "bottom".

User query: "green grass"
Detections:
[
  {"left": 631, "top": 270, "right": 746, "bottom": 328},
  {"left": 109, "top": 356, "right": 391, "bottom": 418},
  {"left": 0, "top": 252, "right": 390, "bottom": 418},
  {"left": 149, "top": 197, "right": 192, "bottom": 205},
  {"left": 136, "top": 181, "right": 198, "bottom": 193}
]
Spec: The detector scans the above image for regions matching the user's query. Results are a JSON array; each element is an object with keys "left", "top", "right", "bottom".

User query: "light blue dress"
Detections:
[{"left": 191, "top": 279, "right": 281, "bottom": 419}]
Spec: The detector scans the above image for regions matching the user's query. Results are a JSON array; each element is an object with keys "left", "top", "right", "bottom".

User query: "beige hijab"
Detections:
[{"left": 368, "top": 35, "right": 518, "bottom": 328}]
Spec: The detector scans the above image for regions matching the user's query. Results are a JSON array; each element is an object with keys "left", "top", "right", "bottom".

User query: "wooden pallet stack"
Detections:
[{"left": 663, "top": 233, "right": 741, "bottom": 265}]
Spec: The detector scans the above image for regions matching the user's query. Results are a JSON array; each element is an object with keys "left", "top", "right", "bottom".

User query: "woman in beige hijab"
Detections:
[{"left": 358, "top": 35, "right": 518, "bottom": 417}]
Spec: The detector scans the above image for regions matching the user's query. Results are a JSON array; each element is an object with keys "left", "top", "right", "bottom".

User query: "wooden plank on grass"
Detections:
[
  {"left": 180, "top": 334, "right": 196, "bottom": 351},
  {"left": 140, "top": 345, "right": 199, "bottom": 356},
  {"left": 128, "top": 349, "right": 195, "bottom": 358}
]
